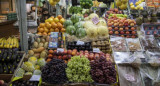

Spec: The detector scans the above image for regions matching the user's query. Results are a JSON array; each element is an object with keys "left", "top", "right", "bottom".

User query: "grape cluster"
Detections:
[
  {"left": 41, "top": 58, "right": 68, "bottom": 84},
  {"left": 90, "top": 56, "right": 117, "bottom": 84},
  {"left": 66, "top": 56, "right": 93, "bottom": 83}
]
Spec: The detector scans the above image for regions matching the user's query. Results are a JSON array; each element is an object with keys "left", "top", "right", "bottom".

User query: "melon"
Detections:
[
  {"left": 74, "top": 22, "right": 84, "bottom": 30},
  {"left": 86, "top": 26, "right": 98, "bottom": 38},
  {"left": 97, "top": 26, "right": 109, "bottom": 37},
  {"left": 66, "top": 25, "right": 76, "bottom": 35},
  {"left": 76, "top": 28, "right": 86, "bottom": 38}
]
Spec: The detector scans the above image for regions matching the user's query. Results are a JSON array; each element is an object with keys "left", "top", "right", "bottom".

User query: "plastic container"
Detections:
[{"left": 126, "top": 38, "right": 143, "bottom": 51}]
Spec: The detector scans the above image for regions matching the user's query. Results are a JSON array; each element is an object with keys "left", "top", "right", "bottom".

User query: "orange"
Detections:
[
  {"left": 55, "top": 28, "right": 59, "bottom": 32},
  {"left": 38, "top": 28, "right": 44, "bottom": 32},
  {"left": 43, "top": 32, "right": 47, "bottom": 35},
  {"left": 60, "top": 18, "right": 65, "bottom": 24},
  {"left": 37, "top": 32, "right": 42, "bottom": 35},
  {"left": 40, "top": 23, "right": 45, "bottom": 28},
  {"left": 50, "top": 16, "right": 54, "bottom": 19},
  {"left": 57, "top": 15, "right": 63, "bottom": 20},
  {"left": 51, "top": 22, "right": 57, "bottom": 29},
  {"left": 54, "top": 17, "right": 59, "bottom": 23},
  {"left": 46, "top": 23, "right": 51, "bottom": 29},
  {"left": 48, "top": 32, "right": 51, "bottom": 36},
  {"left": 57, "top": 22, "right": 63, "bottom": 29},
  {"left": 46, "top": 58, "right": 52, "bottom": 62},
  {"left": 61, "top": 28, "right": 66, "bottom": 32},
  {"left": 44, "top": 28, "right": 49, "bottom": 33},
  {"left": 50, "top": 28, "right": 54, "bottom": 32}
]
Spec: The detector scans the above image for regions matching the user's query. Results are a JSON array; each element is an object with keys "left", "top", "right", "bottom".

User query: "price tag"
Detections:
[
  {"left": 76, "top": 40, "right": 84, "bottom": 45},
  {"left": 125, "top": 74, "right": 135, "bottom": 82},
  {"left": 93, "top": 48, "right": 100, "bottom": 53},
  {"left": 92, "top": 16, "right": 99, "bottom": 25},
  {"left": 30, "top": 75, "right": 41, "bottom": 81},
  {"left": 57, "top": 48, "right": 64, "bottom": 52}
]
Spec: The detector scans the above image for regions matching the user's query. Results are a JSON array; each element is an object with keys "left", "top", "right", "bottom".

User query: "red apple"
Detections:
[
  {"left": 73, "top": 49, "right": 77, "bottom": 52},
  {"left": 77, "top": 52, "right": 80, "bottom": 55},
  {"left": 131, "top": 31, "right": 136, "bottom": 34},
  {"left": 108, "top": 27, "right": 112, "bottom": 30},
  {"left": 126, "top": 31, "right": 130, "bottom": 34},
  {"left": 85, "top": 50, "right": 88, "bottom": 53},
  {"left": 126, "top": 35, "right": 130, "bottom": 38},
  {"left": 95, "top": 53, "right": 100, "bottom": 59},
  {"left": 131, "top": 35, "right": 136, "bottom": 38},
  {"left": 109, "top": 31, "right": 113, "bottom": 35},
  {"left": 63, "top": 50, "right": 67, "bottom": 55},
  {"left": 72, "top": 52, "right": 76, "bottom": 56},
  {"left": 125, "top": 27, "right": 129, "bottom": 30},
  {"left": 108, "top": 23, "right": 112, "bottom": 26},
  {"left": 119, "top": 28, "right": 124, "bottom": 31},
  {"left": 120, "top": 31, "right": 125, "bottom": 34},
  {"left": 131, "top": 27, "right": 135, "bottom": 31},
  {"left": 114, "top": 27, "right": 119, "bottom": 30},
  {"left": 58, "top": 56, "right": 62, "bottom": 59},
  {"left": 63, "top": 55, "right": 67, "bottom": 60},
  {"left": 80, "top": 50, "right": 84, "bottom": 54},
  {"left": 115, "top": 31, "right": 119, "bottom": 34}
]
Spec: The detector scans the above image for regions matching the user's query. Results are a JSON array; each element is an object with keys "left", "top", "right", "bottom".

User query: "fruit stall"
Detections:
[{"left": 0, "top": 0, "right": 160, "bottom": 86}]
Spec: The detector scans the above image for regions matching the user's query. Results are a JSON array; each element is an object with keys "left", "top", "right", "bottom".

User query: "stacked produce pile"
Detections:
[
  {"left": 80, "top": 0, "right": 93, "bottom": 9},
  {"left": 66, "top": 56, "right": 93, "bottom": 83},
  {"left": 42, "top": 58, "right": 68, "bottom": 84},
  {"left": 107, "top": 16, "right": 137, "bottom": 38},
  {"left": 0, "top": 49, "right": 23, "bottom": 74},
  {"left": 130, "top": 0, "right": 144, "bottom": 10},
  {"left": 143, "top": 25, "right": 160, "bottom": 36},
  {"left": 69, "top": 6, "right": 82, "bottom": 14},
  {"left": 90, "top": 56, "right": 117, "bottom": 84},
  {"left": 0, "top": 37, "right": 19, "bottom": 48},
  {"left": 37, "top": 15, "right": 65, "bottom": 36},
  {"left": 115, "top": 0, "right": 128, "bottom": 10},
  {"left": 11, "top": 80, "right": 39, "bottom": 86}
]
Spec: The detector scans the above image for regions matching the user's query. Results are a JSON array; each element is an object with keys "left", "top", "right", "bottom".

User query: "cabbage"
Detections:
[
  {"left": 86, "top": 26, "right": 98, "bottom": 38},
  {"left": 89, "top": 13, "right": 99, "bottom": 20},
  {"left": 66, "top": 25, "right": 76, "bottom": 35},
  {"left": 97, "top": 26, "right": 109, "bottom": 37},
  {"left": 76, "top": 28, "right": 86, "bottom": 38},
  {"left": 37, "top": 58, "right": 46, "bottom": 67},
  {"left": 74, "top": 21, "right": 84, "bottom": 29}
]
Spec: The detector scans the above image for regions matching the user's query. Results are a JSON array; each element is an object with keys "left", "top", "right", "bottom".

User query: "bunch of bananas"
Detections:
[
  {"left": 0, "top": 37, "right": 19, "bottom": 48},
  {"left": 49, "top": 0, "right": 60, "bottom": 6}
]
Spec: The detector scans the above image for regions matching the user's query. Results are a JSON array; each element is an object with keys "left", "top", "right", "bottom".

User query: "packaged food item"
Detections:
[
  {"left": 110, "top": 37, "right": 128, "bottom": 52},
  {"left": 117, "top": 65, "right": 143, "bottom": 86},
  {"left": 140, "top": 35, "right": 159, "bottom": 50},
  {"left": 113, "top": 52, "right": 130, "bottom": 63},
  {"left": 140, "top": 65, "right": 160, "bottom": 86},
  {"left": 126, "top": 38, "right": 142, "bottom": 51},
  {"left": 146, "top": 51, "right": 160, "bottom": 67}
]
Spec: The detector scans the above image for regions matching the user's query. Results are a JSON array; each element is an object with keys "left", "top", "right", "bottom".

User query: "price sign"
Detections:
[
  {"left": 125, "top": 74, "right": 135, "bottom": 82},
  {"left": 30, "top": 75, "right": 41, "bottom": 81},
  {"left": 93, "top": 48, "right": 100, "bottom": 53},
  {"left": 57, "top": 48, "right": 64, "bottom": 52},
  {"left": 76, "top": 40, "right": 84, "bottom": 45},
  {"left": 92, "top": 16, "right": 99, "bottom": 25}
]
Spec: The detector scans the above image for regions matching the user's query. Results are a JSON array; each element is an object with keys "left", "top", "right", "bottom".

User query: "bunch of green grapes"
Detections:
[{"left": 66, "top": 56, "right": 93, "bottom": 83}]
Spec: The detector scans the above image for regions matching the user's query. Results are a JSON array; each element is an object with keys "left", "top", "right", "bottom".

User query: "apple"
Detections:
[
  {"left": 85, "top": 50, "right": 89, "bottom": 53},
  {"left": 114, "top": 27, "right": 119, "bottom": 30},
  {"left": 80, "top": 50, "right": 84, "bottom": 54},
  {"left": 120, "top": 31, "right": 125, "bottom": 34},
  {"left": 71, "top": 52, "right": 76, "bottom": 56},
  {"left": 85, "top": 54, "right": 89, "bottom": 58},
  {"left": 108, "top": 27, "right": 112, "bottom": 30},
  {"left": 67, "top": 50, "right": 72, "bottom": 55},
  {"left": 0, "top": 80, "right": 4, "bottom": 85},
  {"left": 108, "top": 23, "right": 112, "bottom": 26},
  {"left": 114, "top": 23, "right": 118, "bottom": 26},
  {"left": 115, "top": 31, "right": 119, "bottom": 34},
  {"left": 114, "top": 20, "right": 118, "bottom": 23},
  {"left": 53, "top": 56, "right": 57, "bottom": 59},
  {"left": 126, "top": 31, "right": 130, "bottom": 34},
  {"left": 77, "top": 52, "right": 80, "bottom": 55},
  {"left": 131, "top": 27, "right": 135, "bottom": 31},
  {"left": 73, "top": 49, "right": 77, "bottom": 52},
  {"left": 119, "top": 28, "right": 124, "bottom": 31},
  {"left": 131, "top": 35, "right": 136, "bottom": 38},
  {"left": 119, "top": 23, "right": 123, "bottom": 27},
  {"left": 58, "top": 56, "right": 62, "bottom": 59},
  {"left": 95, "top": 54, "right": 100, "bottom": 59},
  {"left": 132, "top": 31, "right": 136, "bottom": 34},
  {"left": 67, "top": 55, "right": 72, "bottom": 59},
  {"left": 121, "top": 35, "right": 125, "bottom": 37},
  {"left": 125, "top": 27, "right": 129, "bottom": 30},
  {"left": 154, "top": 31, "right": 157, "bottom": 34},
  {"left": 63, "top": 50, "right": 67, "bottom": 55},
  {"left": 126, "top": 35, "right": 130, "bottom": 38},
  {"left": 130, "top": 23, "right": 134, "bottom": 26},
  {"left": 151, "top": 27, "right": 154, "bottom": 30},
  {"left": 63, "top": 55, "right": 67, "bottom": 60},
  {"left": 109, "top": 31, "right": 113, "bottom": 35},
  {"left": 147, "top": 31, "right": 150, "bottom": 35}
]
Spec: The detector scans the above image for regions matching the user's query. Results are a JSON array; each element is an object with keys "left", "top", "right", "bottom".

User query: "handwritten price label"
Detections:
[
  {"left": 76, "top": 40, "right": 84, "bottom": 45},
  {"left": 57, "top": 48, "right": 64, "bottom": 52},
  {"left": 30, "top": 75, "right": 41, "bottom": 81},
  {"left": 125, "top": 74, "right": 135, "bottom": 82},
  {"left": 92, "top": 16, "right": 99, "bottom": 25},
  {"left": 93, "top": 48, "right": 100, "bottom": 53}
]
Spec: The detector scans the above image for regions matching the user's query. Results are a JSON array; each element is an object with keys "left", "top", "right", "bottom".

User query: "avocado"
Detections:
[{"left": 6, "top": 53, "right": 12, "bottom": 62}]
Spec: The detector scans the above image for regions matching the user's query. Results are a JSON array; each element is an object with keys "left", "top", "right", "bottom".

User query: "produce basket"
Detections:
[{"left": 0, "top": 51, "right": 25, "bottom": 83}]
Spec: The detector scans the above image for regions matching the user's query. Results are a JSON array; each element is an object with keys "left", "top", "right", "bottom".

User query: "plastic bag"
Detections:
[
  {"left": 110, "top": 36, "right": 128, "bottom": 52},
  {"left": 140, "top": 65, "right": 160, "bottom": 86},
  {"left": 113, "top": 52, "right": 130, "bottom": 64},
  {"left": 126, "top": 38, "right": 142, "bottom": 51},
  {"left": 146, "top": 51, "right": 160, "bottom": 67},
  {"left": 117, "top": 65, "right": 143, "bottom": 86}
]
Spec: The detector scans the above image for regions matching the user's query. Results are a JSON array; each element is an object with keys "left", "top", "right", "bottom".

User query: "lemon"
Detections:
[
  {"left": 130, "top": 2, "right": 133, "bottom": 6},
  {"left": 140, "top": 7, "right": 144, "bottom": 10},
  {"left": 131, "top": 5, "right": 135, "bottom": 9},
  {"left": 135, "top": 2, "right": 139, "bottom": 6}
]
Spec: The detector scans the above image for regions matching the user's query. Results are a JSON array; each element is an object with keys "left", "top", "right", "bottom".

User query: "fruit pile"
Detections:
[
  {"left": 115, "top": 0, "right": 128, "bottom": 10},
  {"left": 37, "top": 15, "right": 65, "bottom": 36},
  {"left": 0, "top": 49, "right": 23, "bottom": 74},
  {"left": 130, "top": 0, "right": 144, "bottom": 10},
  {"left": 47, "top": 49, "right": 72, "bottom": 63},
  {"left": 49, "top": 0, "right": 60, "bottom": 6},
  {"left": 90, "top": 56, "right": 117, "bottom": 84},
  {"left": 66, "top": 56, "right": 93, "bottom": 83},
  {"left": 143, "top": 25, "right": 160, "bottom": 36},
  {"left": 42, "top": 58, "right": 68, "bottom": 84},
  {"left": 67, "top": 41, "right": 92, "bottom": 51},
  {"left": 11, "top": 80, "right": 39, "bottom": 86},
  {"left": 0, "top": 37, "right": 19, "bottom": 48},
  {"left": 80, "top": 0, "right": 93, "bottom": 9},
  {"left": 28, "top": 36, "right": 49, "bottom": 58},
  {"left": 108, "top": 17, "right": 137, "bottom": 38}
]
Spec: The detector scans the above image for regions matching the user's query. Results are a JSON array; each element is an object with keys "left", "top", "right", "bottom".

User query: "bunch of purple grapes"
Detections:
[
  {"left": 90, "top": 56, "right": 117, "bottom": 84},
  {"left": 41, "top": 58, "right": 68, "bottom": 84}
]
